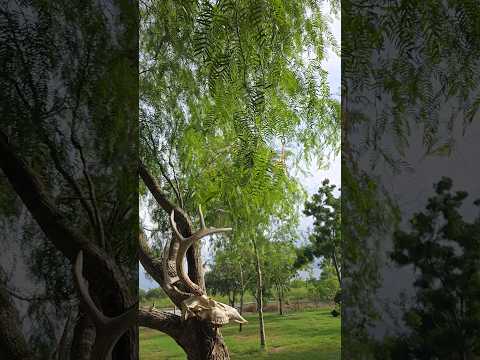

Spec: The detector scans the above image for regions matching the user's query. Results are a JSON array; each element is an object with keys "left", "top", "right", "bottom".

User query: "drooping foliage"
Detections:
[
  {"left": 140, "top": 0, "right": 340, "bottom": 227},
  {"left": 0, "top": 0, "right": 138, "bottom": 355},
  {"left": 342, "top": 1, "right": 480, "bottom": 356}
]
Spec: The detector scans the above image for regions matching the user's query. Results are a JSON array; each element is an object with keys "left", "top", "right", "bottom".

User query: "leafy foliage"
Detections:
[
  {"left": 140, "top": 0, "right": 340, "bottom": 222},
  {"left": 385, "top": 178, "right": 480, "bottom": 359},
  {"left": 0, "top": 0, "right": 138, "bottom": 353},
  {"left": 296, "top": 179, "right": 341, "bottom": 283}
]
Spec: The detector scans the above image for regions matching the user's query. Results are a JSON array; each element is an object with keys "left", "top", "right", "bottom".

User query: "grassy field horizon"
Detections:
[{"left": 140, "top": 308, "right": 341, "bottom": 359}]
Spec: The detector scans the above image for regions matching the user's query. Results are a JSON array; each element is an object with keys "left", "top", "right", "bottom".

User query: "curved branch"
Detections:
[
  {"left": 74, "top": 251, "right": 138, "bottom": 359},
  {"left": 138, "top": 231, "right": 164, "bottom": 286},
  {"left": 138, "top": 160, "right": 192, "bottom": 230},
  {"left": 139, "top": 160, "right": 205, "bottom": 288},
  {"left": 170, "top": 208, "right": 232, "bottom": 295}
]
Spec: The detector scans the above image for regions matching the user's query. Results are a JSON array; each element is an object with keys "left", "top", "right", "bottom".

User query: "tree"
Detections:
[
  {"left": 0, "top": 1, "right": 138, "bottom": 358},
  {"left": 342, "top": 1, "right": 480, "bottom": 356},
  {"left": 265, "top": 240, "right": 297, "bottom": 315},
  {"left": 386, "top": 177, "right": 480, "bottom": 359},
  {"left": 308, "top": 262, "right": 340, "bottom": 304},
  {"left": 139, "top": 0, "right": 340, "bottom": 358},
  {"left": 205, "top": 259, "right": 240, "bottom": 308},
  {"left": 297, "top": 179, "right": 341, "bottom": 285}
]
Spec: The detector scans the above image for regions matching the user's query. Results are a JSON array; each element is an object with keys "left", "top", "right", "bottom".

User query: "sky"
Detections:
[{"left": 139, "top": 7, "right": 341, "bottom": 290}]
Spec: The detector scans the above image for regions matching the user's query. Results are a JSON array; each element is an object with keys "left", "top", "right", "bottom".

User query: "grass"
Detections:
[{"left": 140, "top": 309, "right": 340, "bottom": 360}]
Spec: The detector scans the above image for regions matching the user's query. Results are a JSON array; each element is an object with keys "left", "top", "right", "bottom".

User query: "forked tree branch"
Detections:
[
  {"left": 0, "top": 129, "right": 135, "bottom": 324},
  {"left": 139, "top": 160, "right": 204, "bottom": 288},
  {"left": 73, "top": 251, "right": 138, "bottom": 359},
  {"left": 170, "top": 208, "right": 232, "bottom": 295}
]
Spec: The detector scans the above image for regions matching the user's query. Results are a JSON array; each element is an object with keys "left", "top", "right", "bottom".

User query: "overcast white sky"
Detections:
[{"left": 140, "top": 7, "right": 341, "bottom": 290}]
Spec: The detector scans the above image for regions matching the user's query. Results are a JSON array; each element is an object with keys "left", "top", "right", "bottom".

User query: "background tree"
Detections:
[
  {"left": 264, "top": 237, "right": 298, "bottom": 316},
  {"left": 308, "top": 262, "right": 340, "bottom": 305},
  {"left": 341, "top": 1, "right": 480, "bottom": 355},
  {"left": 296, "top": 179, "right": 341, "bottom": 285},
  {"left": 139, "top": 0, "right": 340, "bottom": 357},
  {"left": 385, "top": 177, "right": 480, "bottom": 359},
  {"left": 205, "top": 250, "right": 243, "bottom": 308}
]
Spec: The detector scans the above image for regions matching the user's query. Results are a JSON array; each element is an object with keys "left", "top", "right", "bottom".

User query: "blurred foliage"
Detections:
[
  {"left": 0, "top": 0, "right": 138, "bottom": 353},
  {"left": 342, "top": 0, "right": 480, "bottom": 356},
  {"left": 380, "top": 178, "right": 480, "bottom": 359}
]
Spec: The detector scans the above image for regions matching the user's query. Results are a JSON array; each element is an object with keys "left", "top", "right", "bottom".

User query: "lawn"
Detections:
[{"left": 140, "top": 309, "right": 341, "bottom": 360}]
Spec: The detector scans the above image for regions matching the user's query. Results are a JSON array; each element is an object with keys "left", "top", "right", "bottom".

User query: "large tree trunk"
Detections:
[
  {"left": 139, "top": 309, "right": 230, "bottom": 360},
  {"left": 182, "top": 321, "right": 230, "bottom": 360},
  {"left": 252, "top": 238, "right": 267, "bottom": 350}
]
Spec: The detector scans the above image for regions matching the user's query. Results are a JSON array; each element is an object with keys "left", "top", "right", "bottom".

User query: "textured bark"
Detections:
[
  {"left": 139, "top": 163, "right": 232, "bottom": 360},
  {"left": 0, "top": 132, "right": 137, "bottom": 359},
  {"left": 182, "top": 320, "right": 230, "bottom": 360},
  {"left": 70, "top": 313, "right": 96, "bottom": 360},
  {"left": 0, "top": 282, "right": 34, "bottom": 360},
  {"left": 139, "top": 309, "right": 230, "bottom": 360}
]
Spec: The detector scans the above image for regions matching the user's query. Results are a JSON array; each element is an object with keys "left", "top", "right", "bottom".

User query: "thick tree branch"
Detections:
[
  {"left": 138, "top": 308, "right": 184, "bottom": 340},
  {"left": 139, "top": 160, "right": 176, "bottom": 215},
  {"left": 0, "top": 130, "right": 134, "bottom": 315},
  {"left": 138, "top": 231, "right": 164, "bottom": 286},
  {"left": 139, "top": 160, "right": 205, "bottom": 289}
]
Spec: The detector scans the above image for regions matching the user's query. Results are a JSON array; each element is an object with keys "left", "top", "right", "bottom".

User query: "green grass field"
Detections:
[{"left": 140, "top": 309, "right": 340, "bottom": 360}]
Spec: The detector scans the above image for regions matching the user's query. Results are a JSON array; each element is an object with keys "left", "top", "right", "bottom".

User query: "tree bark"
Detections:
[
  {"left": 332, "top": 251, "right": 341, "bottom": 286},
  {"left": 252, "top": 238, "right": 266, "bottom": 350},
  {"left": 139, "top": 308, "right": 230, "bottom": 360},
  {"left": 139, "top": 163, "right": 231, "bottom": 359},
  {"left": 238, "top": 268, "right": 245, "bottom": 332},
  {"left": 0, "top": 131, "right": 138, "bottom": 359},
  {"left": 278, "top": 287, "right": 284, "bottom": 316},
  {"left": 0, "top": 282, "right": 35, "bottom": 360},
  {"left": 70, "top": 313, "right": 95, "bottom": 360}
]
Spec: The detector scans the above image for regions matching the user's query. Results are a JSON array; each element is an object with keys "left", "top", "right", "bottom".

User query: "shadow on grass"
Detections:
[{"left": 140, "top": 309, "right": 340, "bottom": 360}]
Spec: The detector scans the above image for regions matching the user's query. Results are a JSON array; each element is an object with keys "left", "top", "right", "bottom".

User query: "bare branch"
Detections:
[
  {"left": 138, "top": 231, "right": 164, "bottom": 286},
  {"left": 71, "top": 132, "right": 105, "bottom": 248}
]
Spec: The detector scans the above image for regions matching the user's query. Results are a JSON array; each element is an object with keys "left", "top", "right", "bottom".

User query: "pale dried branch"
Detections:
[{"left": 169, "top": 207, "right": 232, "bottom": 295}]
